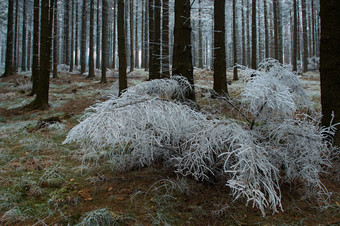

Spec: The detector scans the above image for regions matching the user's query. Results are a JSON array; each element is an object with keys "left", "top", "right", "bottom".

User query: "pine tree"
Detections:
[
  {"left": 88, "top": 0, "right": 95, "bottom": 78},
  {"left": 2, "top": 0, "right": 15, "bottom": 78},
  {"left": 118, "top": 0, "right": 127, "bottom": 95}
]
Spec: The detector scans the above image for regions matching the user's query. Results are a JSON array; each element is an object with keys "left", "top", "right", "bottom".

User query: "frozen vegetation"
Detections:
[{"left": 64, "top": 60, "right": 337, "bottom": 216}]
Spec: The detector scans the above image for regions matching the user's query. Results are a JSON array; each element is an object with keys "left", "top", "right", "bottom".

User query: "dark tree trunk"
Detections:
[
  {"left": 129, "top": 0, "right": 134, "bottom": 72},
  {"left": 30, "top": 0, "right": 40, "bottom": 95},
  {"left": 233, "top": 0, "right": 238, "bottom": 81},
  {"left": 64, "top": 0, "right": 70, "bottom": 65},
  {"left": 213, "top": 0, "right": 228, "bottom": 95},
  {"left": 292, "top": 0, "right": 298, "bottom": 72},
  {"left": 251, "top": 0, "right": 257, "bottom": 69},
  {"left": 198, "top": 0, "right": 203, "bottom": 69},
  {"left": 80, "top": 0, "right": 87, "bottom": 74},
  {"left": 162, "top": 0, "right": 170, "bottom": 78},
  {"left": 101, "top": 0, "right": 108, "bottom": 83},
  {"left": 263, "top": 0, "right": 269, "bottom": 59},
  {"left": 69, "top": 0, "right": 75, "bottom": 72},
  {"left": 141, "top": 0, "right": 145, "bottom": 69},
  {"left": 2, "top": 0, "right": 15, "bottom": 77},
  {"left": 28, "top": 0, "right": 53, "bottom": 110},
  {"left": 242, "top": 0, "right": 246, "bottom": 65},
  {"left": 75, "top": 0, "right": 79, "bottom": 66},
  {"left": 53, "top": 0, "right": 58, "bottom": 78},
  {"left": 320, "top": 0, "right": 340, "bottom": 146},
  {"left": 149, "top": 0, "right": 160, "bottom": 79},
  {"left": 21, "top": 0, "right": 27, "bottom": 72},
  {"left": 113, "top": 0, "right": 117, "bottom": 69},
  {"left": 173, "top": 0, "right": 195, "bottom": 101},
  {"left": 96, "top": 0, "right": 101, "bottom": 69},
  {"left": 27, "top": 28, "right": 31, "bottom": 71},
  {"left": 88, "top": 0, "right": 95, "bottom": 78},
  {"left": 301, "top": 0, "right": 308, "bottom": 72},
  {"left": 273, "top": 0, "right": 278, "bottom": 61},
  {"left": 148, "top": 0, "right": 156, "bottom": 79},
  {"left": 118, "top": 0, "right": 127, "bottom": 95},
  {"left": 145, "top": 0, "right": 149, "bottom": 70},
  {"left": 13, "top": 0, "right": 19, "bottom": 73}
]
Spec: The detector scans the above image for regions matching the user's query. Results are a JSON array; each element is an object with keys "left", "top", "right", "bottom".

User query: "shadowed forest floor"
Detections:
[{"left": 0, "top": 69, "right": 339, "bottom": 225}]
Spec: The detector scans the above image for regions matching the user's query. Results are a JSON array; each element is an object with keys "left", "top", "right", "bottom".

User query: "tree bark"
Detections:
[
  {"left": 75, "top": 0, "right": 79, "bottom": 66},
  {"left": 30, "top": 0, "right": 40, "bottom": 95},
  {"left": 64, "top": 0, "right": 70, "bottom": 65},
  {"left": 251, "top": 0, "right": 257, "bottom": 69},
  {"left": 96, "top": 0, "right": 101, "bottom": 69},
  {"left": 173, "top": 0, "right": 195, "bottom": 101},
  {"left": 233, "top": 0, "right": 238, "bottom": 80},
  {"left": 162, "top": 0, "right": 170, "bottom": 78},
  {"left": 69, "top": 0, "right": 75, "bottom": 72},
  {"left": 101, "top": 0, "right": 108, "bottom": 83},
  {"left": 129, "top": 0, "right": 134, "bottom": 72},
  {"left": 2, "top": 0, "right": 15, "bottom": 77},
  {"left": 292, "top": 0, "right": 298, "bottom": 72},
  {"left": 21, "top": 0, "right": 27, "bottom": 72},
  {"left": 53, "top": 0, "right": 58, "bottom": 78},
  {"left": 80, "top": 0, "right": 87, "bottom": 74},
  {"left": 263, "top": 0, "right": 269, "bottom": 59},
  {"left": 13, "top": 0, "right": 18, "bottom": 73},
  {"left": 213, "top": 0, "right": 228, "bottom": 95},
  {"left": 118, "top": 0, "right": 127, "bottom": 95},
  {"left": 88, "top": 0, "right": 95, "bottom": 78},
  {"left": 301, "top": 0, "right": 308, "bottom": 72},
  {"left": 320, "top": 0, "right": 340, "bottom": 146}
]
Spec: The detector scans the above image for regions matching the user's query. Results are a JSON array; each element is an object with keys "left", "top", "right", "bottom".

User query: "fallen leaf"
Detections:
[{"left": 108, "top": 187, "right": 113, "bottom": 191}]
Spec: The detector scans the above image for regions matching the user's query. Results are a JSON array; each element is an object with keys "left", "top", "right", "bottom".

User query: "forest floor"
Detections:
[{"left": 0, "top": 68, "right": 339, "bottom": 225}]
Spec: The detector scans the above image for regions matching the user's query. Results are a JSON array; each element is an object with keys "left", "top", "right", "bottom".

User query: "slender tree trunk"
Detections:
[
  {"left": 301, "top": 0, "right": 308, "bottom": 72},
  {"left": 162, "top": 0, "right": 170, "bottom": 78},
  {"left": 148, "top": 0, "right": 155, "bottom": 78},
  {"left": 242, "top": 0, "right": 246, "bottom": 65},
  {"left": 263, "top": 0, "right": 269, "bottom": 59},
  {"left": 251, "top": 0, "right": 257, "bottom": 69},
  {"left": 53, "top": 0, "right": 58, "bottom": 78},
  {"left": 30, "top": 0, "right": 40, "bottom": 95},
  {"left": 247, "top": 0, "right": 251, "bottom": 66},
  {"left": 135, "top": 3, "right": 138, "bottom": 67},
  {"left": 113, "top": 0, "right": 117, "bottom": 69},
  {"left": 101, "top": 0, "right": 108, "bottom": 83},
  {"left": 13, "top": 0, "right": 19, "bottom": 73},
  {"left": 96, "top": 0, "right": 101, "bottom": 69},
  {"left": 320, "top": 0, "right": 340, "bottom": 146},
  {"left": 80, "top": 0, "right": 87, "bottom": 74},
  {"left": 88, "top": 0, "right": 95, "bottom": 78},
  {"left": 173, "top": 0, "right": 195, "bottom": 101},
  {"left": 21, "top": 0, "right": 27, "bottom": 72},
  {"left": 273, "top": 0, "right": 278, "bottom": 62},
  {"left": 129, "top": 0, "right": 134, "bottom": 72},
  {"left": 2, "top": 0, "right": 15, "bottom": 77},
  {"left": 149, "top": 0, "right": 160, "bottom": 79},
  {"left": 118, "top": 0, "right": 127, "bottom": 95},
  {"left": 75, "top": 0, "right": 79, "bottom": 66},
  {"left": 233, "top": 0, "right": 238, "bottom": 80},
  {"left": 141, "top": 0, "right": 145, "bottom": 69},
  {"left": 292, "top": 0, "right": 298, "bottom": 72},
  {"left": 145, "top": 0, "right": 149, "bottom": 70},
  {"left": 69, "top": 0, "right": 75, "bottom": 72},
  {"left": 213, "top": 0, "right": 228, "bottom": 95},
  {"left": 27, "top": 27, "right": 31, "bottom": 71},
  {"left": 277, "top": 0, "right": 283, "bottom": 63}
]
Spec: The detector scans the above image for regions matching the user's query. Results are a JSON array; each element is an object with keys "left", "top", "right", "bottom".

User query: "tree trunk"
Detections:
[
  {"left": 13, "top": 0, "right": 19, "bottom": 73},
  {"left": 53, "top": 0, "right": 58, "bottom": 78},
  {"left": 101, "top": 0, "right": 108, "bottom": 83},
  {"left": 69, "top": 0, "right": 75, "bottom": 72},
  {"left": 29, "top": 0, "right": 53, "bottom": 110},
  {"left": 118, "top": 0, "right": 127, "bottom": 95},
  {"left": 213, "top": 0, "right": 228, "bottom": 95},
  {"left": 129, "top": 0, "right": 134, "bottom": 72},
  {"left": 88, "top": 0, "right": 95, "bottom": 78},
  {"left": 64, "top": 0, "right": 70, "bottom": 65},
  {"left": 2, "top": 0, "right": 15, "bottom": 77},
  {"left": 80, "top": 0, "right": 87, "bottom": 74},
  {"left": 75, "top": 0, "right": 79, "bottom": 66},
  {"left": 242, "top": 0, "right": 246, "bottom": 65},
  {"left": 263, "top": 0, "right": 269, "bottom": 59},
  {"left": 96, "top": 0, "right": 101, "bottom": 69},
  {"left": 30, "top": 0, "right": 40, "bottom": 95},
  {"left": 301, "top": 0, "right": 308, "bottom": 72},
  {"left": 292, "top": 0, "right": 298, "bottom": 72},
  {"left": 251, "top": 0, "right": 257, "bottom": 69},
  {"left": 233, "top": 0, "right": 238, "bottom": 80},
  {"left": 162, "top": 0, "right": 170, "bottom": 78},
  {"left": 21, "top": 0, "right": 27, "bottom": 72},
  {"left": 273, "top": 0, "right": 278, "bottom": 61},
  {"left": 173, "top": 0, "right": 195, "bottom": 101},
  {"left": 113, "top": 0, "right": 117, "bottom": 69},
  {"left": 320, "top": 0, "right": 340, "bottom": 146},
  {"left": 149, "top": 0, "right": 160, "bottom": 79}
]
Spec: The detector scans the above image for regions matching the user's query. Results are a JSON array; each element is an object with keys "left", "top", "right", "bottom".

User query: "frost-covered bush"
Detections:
[{"left": 64, "top": 63, "right": 336, "bottom": 216}]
